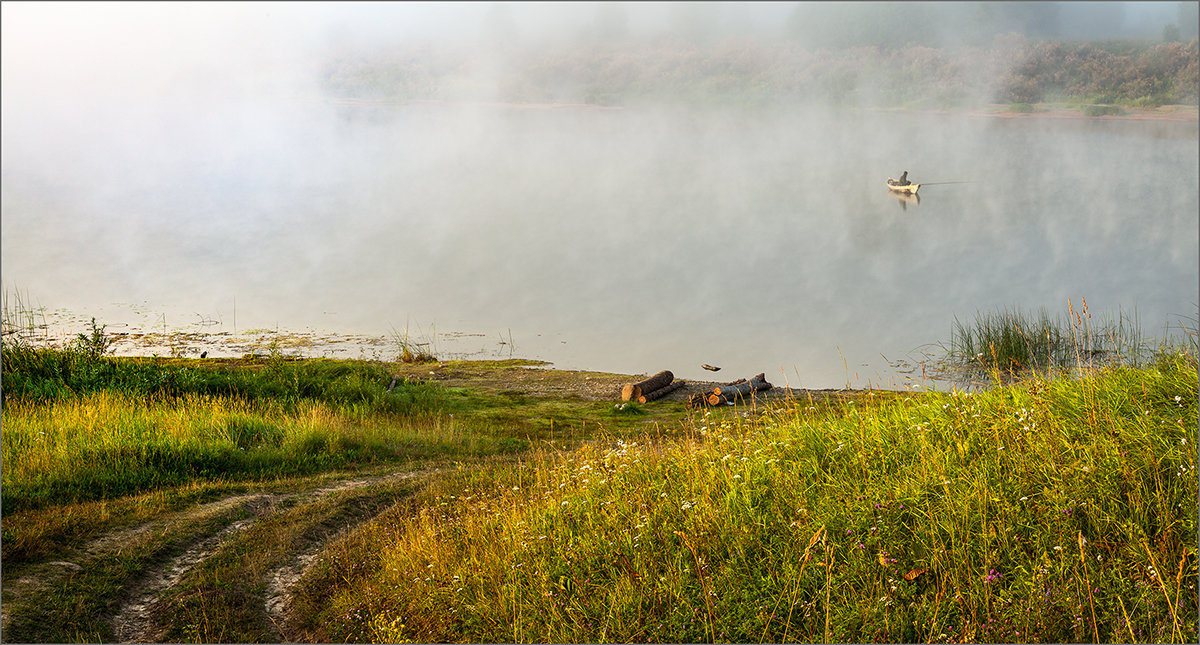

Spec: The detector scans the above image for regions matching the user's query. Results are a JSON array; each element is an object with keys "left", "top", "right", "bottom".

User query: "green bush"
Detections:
[{"left": 1083, "top": 104, "right": 1127, "bottom": 116}]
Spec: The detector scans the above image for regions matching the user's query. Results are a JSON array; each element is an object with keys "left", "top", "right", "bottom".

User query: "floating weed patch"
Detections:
[{"left": 306, "top": 352, "right": 1198, "bottom": 643}]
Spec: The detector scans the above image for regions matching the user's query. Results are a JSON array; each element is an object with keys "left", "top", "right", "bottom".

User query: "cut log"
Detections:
[
  {"left": 686, "top": 391, "right": 710, "bottom": 408},
  {"left": 713, "top": 373, "right": 770, "bottom": 396},
  {"left": 621, "top": 370, "right": 674, "bottom": 401},
  {"left": 708, "top": 373, "right": 773, "bottom": 405},
  {"left": 638, "top": 380, "right": 685, "bottom": 403},
  {"left": 707, "top": 392, "right": 731, "bottom": 406},
  {"left": 386, "top": 375, "right": 400, "bottom": 393}
]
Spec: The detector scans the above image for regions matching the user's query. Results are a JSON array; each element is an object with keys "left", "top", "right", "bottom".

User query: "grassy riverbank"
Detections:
[
  {"left": 2, "top": 326, "right": 1196, "bottom": 642},
  {"left": 0, "top": 349, "right": 458, "bottom": 515},
  {"left": 290, "top": 351, "right": 1197, "bottom": 643}
]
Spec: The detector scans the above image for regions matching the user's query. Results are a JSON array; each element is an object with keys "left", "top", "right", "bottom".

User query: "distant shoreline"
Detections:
[
  {"left": 966, "top": 104, "right": 1199, "bottom": 122},
  {"left": 859, "top": 103, "right": 1199, "bottom": 122},
  {"left": 328, "top": 97, "right": 1200, "bottom": 121}
]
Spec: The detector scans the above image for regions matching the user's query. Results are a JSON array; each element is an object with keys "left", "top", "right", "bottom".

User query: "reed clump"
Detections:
[
  {"left": 300, "top": 349, "right": 1198, "bottom": 643},
  {"left": 391, "top": 325, "right": 438, "bottom": 364},
  {"left": 948, "top": 300, "right": 1149, "bottom": 378}
]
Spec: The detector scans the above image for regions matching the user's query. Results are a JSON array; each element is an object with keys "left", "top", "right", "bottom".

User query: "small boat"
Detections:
[{"left": 886, "top": 178, "right": 920, "bottom": 194}]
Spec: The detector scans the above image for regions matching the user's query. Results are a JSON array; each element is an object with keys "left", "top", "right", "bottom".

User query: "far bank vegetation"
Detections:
[{"left": 323, "top": 35, "right": 1199, "bottom": 110}]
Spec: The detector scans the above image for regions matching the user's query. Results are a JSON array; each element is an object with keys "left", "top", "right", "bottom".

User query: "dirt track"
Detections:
[{"left": 1, "top": 468, "right": 437, "bottom": 643}]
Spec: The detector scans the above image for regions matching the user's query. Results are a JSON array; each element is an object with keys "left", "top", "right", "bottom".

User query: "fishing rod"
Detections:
[{"left": 918, "top": 181, "right": 973, "bottom": 186}]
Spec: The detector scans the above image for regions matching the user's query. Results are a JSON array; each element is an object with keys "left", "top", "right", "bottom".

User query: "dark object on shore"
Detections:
[
  {"left": 701, "top": 364, "right": 721, "bottom": 372},
  {"left": 638, "top": 380, "right": 685, "bottom": 403},
  {"left": 200, "top": 351, "right": 207, "bottom": 359},
  {"left": 687, "top": 377, "right": 745, "bottom": 407},
  {"left": 706, "top": 373, "right": 773, "bottom": 406},
  {"left": 386, "top": 374, "right": 400, "bottom": 393},
  {"left": 621, "top": 370, "right": 674, "bottom": 402}
]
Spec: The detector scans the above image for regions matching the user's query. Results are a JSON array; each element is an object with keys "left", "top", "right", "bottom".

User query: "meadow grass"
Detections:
[
  {"left": 0, "top": 391, "right": 525, "bottom": 517},
  {"left": 4, "top": 304, "right": 1195, "bottom": 642},
  {"left": 299, "top": 351, "right": 1198, "bottom": 643},
  {"left": 0, "top": 338, "right": 532, "bottom": 519},
  {"left": 1, "top": 342, "right": 438, "bottom": 411}
]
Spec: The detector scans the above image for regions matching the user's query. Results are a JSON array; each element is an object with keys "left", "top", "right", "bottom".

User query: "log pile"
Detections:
[
  {"left": 686, "top": 391, "right": 710, "bottom": 407},
  {"left": 620, "top": 369, "right": 775, "bottom": 407},
  {"left": 638, "top": 380, "right": 684, "bottom": 403},
  {"left": 621, "top": 370, "right": 675, "bottom": 402},
  {"left": 688, "top": 373, "right": 774, "bottom": 407}
]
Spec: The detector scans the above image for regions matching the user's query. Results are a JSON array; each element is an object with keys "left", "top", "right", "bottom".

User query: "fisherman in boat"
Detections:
[{"left": 898, "top": 170, "right": 910, "bottom": 186}]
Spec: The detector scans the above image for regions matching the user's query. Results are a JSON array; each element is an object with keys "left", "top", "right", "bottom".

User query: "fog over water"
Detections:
[{"left": 3, "top": 3, "right": 1197, "bottom": 388}]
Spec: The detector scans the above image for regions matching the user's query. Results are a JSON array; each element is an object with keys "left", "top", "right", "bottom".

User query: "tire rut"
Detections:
[
  {"left": 113, "top": 516, "right": 258, "bottom": 643},
  {"left": 0, "top": 492, "right": 274, "bottom": 641},
  {"left": 109, "top": 468, "right": 436, "bottom": 643},
  {"left": 3, "top": 468, "right": 438, "bottom": 644},
  {"left": 262, "top": 469, "right": 438, "bottom": 639}
]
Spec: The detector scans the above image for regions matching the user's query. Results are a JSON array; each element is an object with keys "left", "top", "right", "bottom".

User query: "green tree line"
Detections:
[{"left": 322, "top": 35, "right": 1198, "bottom": 109}]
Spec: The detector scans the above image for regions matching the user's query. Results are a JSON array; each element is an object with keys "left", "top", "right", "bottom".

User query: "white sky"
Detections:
[{"left": 2, "top": 1, "right": 1181, "bottom": 90}]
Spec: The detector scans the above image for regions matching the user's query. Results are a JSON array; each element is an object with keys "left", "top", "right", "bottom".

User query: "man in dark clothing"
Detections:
[{"left": 899, "top": 171, "right": 910, "bottom": 186}]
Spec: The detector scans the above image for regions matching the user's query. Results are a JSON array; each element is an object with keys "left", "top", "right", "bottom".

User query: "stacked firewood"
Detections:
[{"left": 686, "top": 373, "right": 773, "bottom": 407}]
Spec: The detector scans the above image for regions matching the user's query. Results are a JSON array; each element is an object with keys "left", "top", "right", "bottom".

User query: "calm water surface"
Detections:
[{"left": 3, "top": 104, "right": 1197, "bottom": 387}]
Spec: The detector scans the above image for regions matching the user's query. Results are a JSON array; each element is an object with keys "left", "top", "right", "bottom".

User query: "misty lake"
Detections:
[{"left": 2, "top": 103, "right": 1197, "bottom": 388}]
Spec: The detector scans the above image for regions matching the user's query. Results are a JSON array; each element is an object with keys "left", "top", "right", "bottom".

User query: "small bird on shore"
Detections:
[
  {"left": 701, "top": 364, "right": 721, "bottom": 372},
  {"left": 200, "top": 351, "right": 208, "bottom": 359}
]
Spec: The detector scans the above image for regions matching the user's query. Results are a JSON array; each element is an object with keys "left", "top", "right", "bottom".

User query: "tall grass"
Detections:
[
  {"left": 2, "top": 342, "right": 435, "bottom": 411},
  {"left": 948, "top": 301, "right": 1150, "bottom": 378},
  {"left": 0, "top": 316, "right": 526, "bottom": 514},
  {"left": 0, "top": 390, "right": 527, "bottom": 515},
  {"left": 300, "top": 351, "right": 1198, "bottom": 643}
]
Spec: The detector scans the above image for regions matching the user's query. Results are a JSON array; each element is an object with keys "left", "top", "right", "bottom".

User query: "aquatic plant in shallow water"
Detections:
[
  {"left": 947, "top": 300, "right": 1150, "bottom": 378},
  {"left": 391, "top": 324, "right": 438, "bottom": 364}
]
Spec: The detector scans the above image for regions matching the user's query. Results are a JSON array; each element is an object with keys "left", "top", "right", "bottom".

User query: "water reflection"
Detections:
[
  {"left": 2, "top": 106, "right": 1196, "bottom": 388},
  {"left": 890, "top": 191, "right": 920, "bottom": 210}
]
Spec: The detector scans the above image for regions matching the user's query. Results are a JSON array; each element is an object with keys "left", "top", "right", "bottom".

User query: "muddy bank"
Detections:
[{"left": 389, "top": 359, "right": 856, "bottom": 405}]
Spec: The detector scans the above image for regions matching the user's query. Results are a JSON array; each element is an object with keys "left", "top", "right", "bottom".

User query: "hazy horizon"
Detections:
[{"left": 3, "top": 2, "right": 1197, "bottom": 386}]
